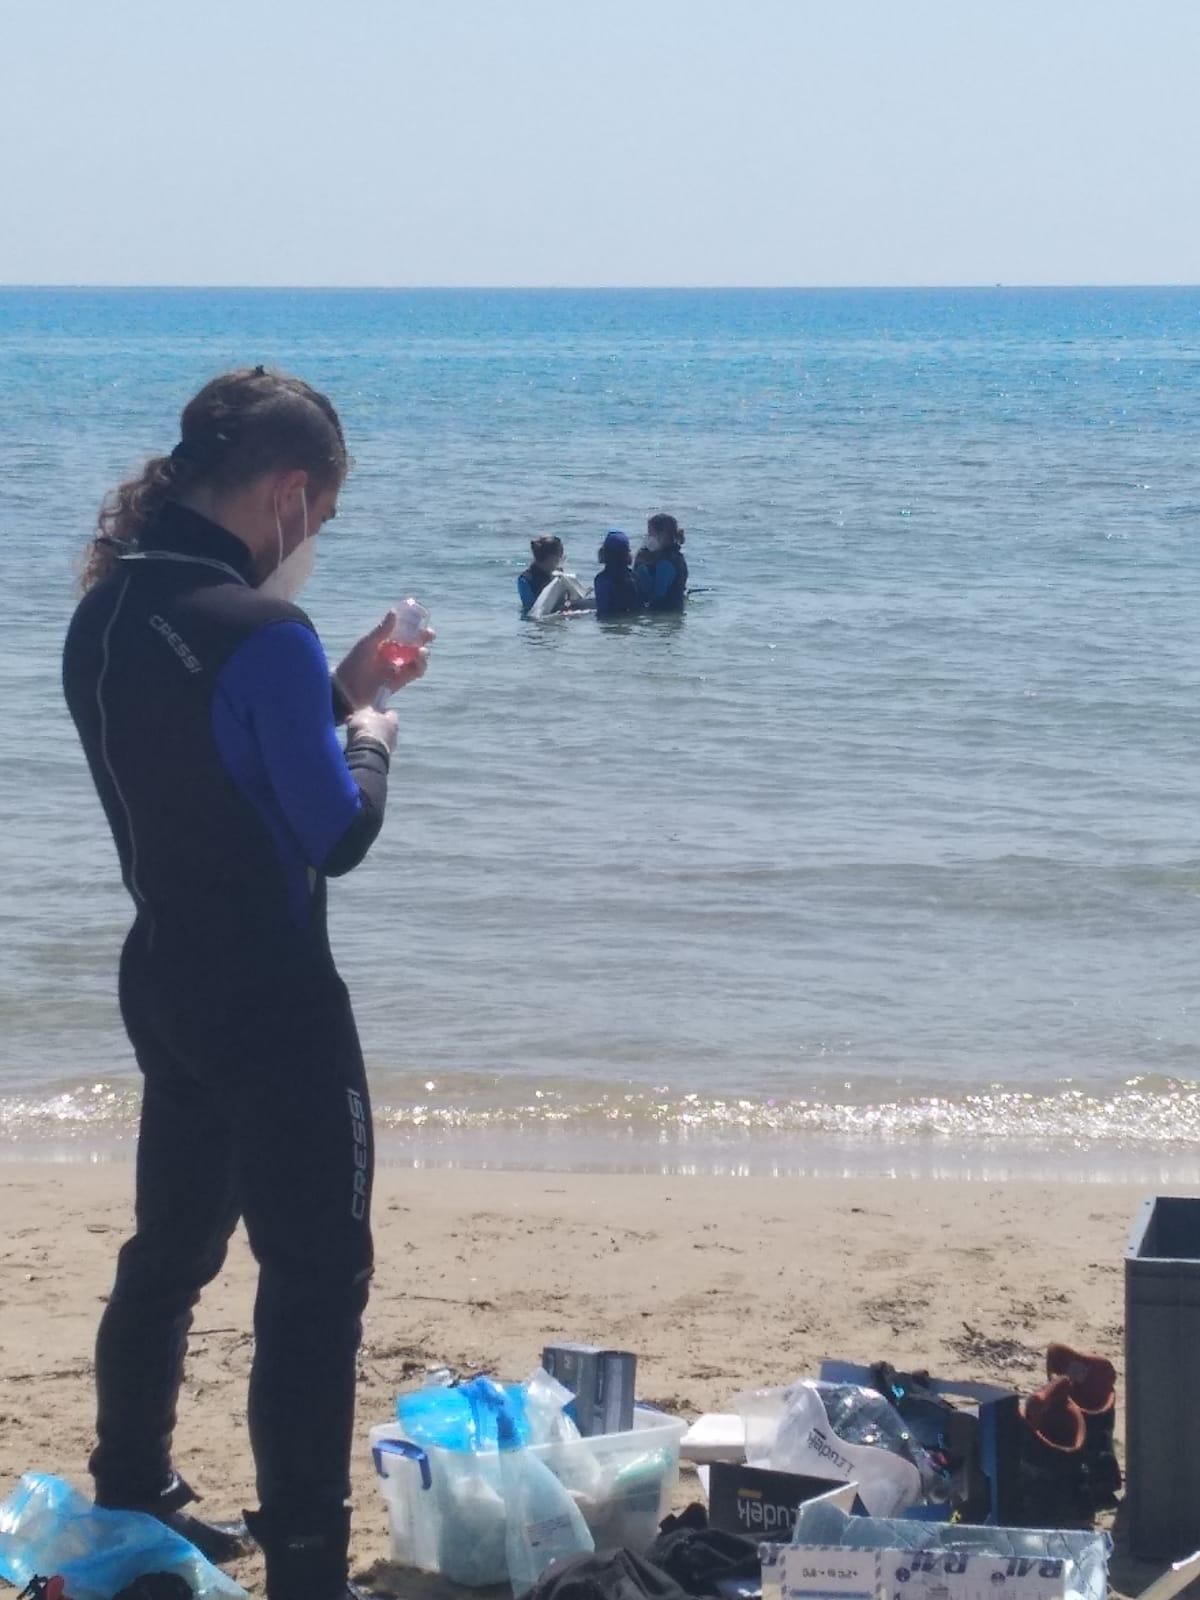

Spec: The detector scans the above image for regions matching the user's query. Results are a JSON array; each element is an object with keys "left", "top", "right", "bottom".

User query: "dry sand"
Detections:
[{"left": 0, "top": 1163, "right": 1174, "bottom": 1597}]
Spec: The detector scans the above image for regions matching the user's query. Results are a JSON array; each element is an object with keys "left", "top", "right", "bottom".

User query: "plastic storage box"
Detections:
[
  {"left": 1126, "top": 1195, "right": 1200, "bottom": 1558},
  {"left": 370, "top": 1406, "right": 686, "bottom": 1586}
]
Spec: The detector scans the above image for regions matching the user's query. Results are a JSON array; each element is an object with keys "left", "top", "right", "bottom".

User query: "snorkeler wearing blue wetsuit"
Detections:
[
  {"left": 635, "top": 512, "right": 688, "bottom": 611},
  {"left": 593, "top": 530, "right": 641, "bottom": 619},
  {"left": 517, "top": 535, "right": 564, "bottom": 613}
]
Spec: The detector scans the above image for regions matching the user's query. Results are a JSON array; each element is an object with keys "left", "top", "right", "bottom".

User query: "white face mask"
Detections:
[
  {"left": 645, "top": 533, "right": 664, "bottom": 553},
  {"left": 259, "top": 488, "right": 314, "bottom": 602}
]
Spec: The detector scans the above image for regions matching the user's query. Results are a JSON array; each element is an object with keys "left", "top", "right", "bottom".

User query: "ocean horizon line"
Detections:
[{"left": 2, "top": 281, "right": 1199, "bottom": 294}]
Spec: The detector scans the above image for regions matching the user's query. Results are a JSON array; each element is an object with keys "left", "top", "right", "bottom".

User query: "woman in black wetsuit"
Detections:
[{"left": 62, "top": 368, "right": 429, "bottom": 1600}]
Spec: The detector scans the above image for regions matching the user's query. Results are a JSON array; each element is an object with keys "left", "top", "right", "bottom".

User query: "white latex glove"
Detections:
[{"left": 347, "top": 706, "right": 399, "bottom": 755}]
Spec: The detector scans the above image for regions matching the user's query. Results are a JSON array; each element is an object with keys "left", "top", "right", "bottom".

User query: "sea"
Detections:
[{"left": 2, "top": 286, "right": 1200, "bottom": 1181}]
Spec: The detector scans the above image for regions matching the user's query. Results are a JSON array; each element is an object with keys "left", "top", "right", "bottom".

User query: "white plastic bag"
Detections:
[
  {"left": 731, "top": 1381, "right": 932, "bottom": 1517},
  {"left": 523, "top": 1368, "right": 607, "bottom": 1506},
  {"left": 528, "top": 573, "right": 587, "bottom": 619},
  {"left": 432, "top": 1454, "right": 509, "bottom": 1587}
]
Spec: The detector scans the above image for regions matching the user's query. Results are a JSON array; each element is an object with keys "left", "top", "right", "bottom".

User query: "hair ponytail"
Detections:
[
  {"left": 81, "top": 366, "right": 348, "bottom": 592},
  {"left": 81, "top": 454, "right": 179, "bottom": 590}
]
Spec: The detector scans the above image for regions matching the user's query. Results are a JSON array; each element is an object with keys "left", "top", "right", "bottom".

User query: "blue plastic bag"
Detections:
[
  {"left": 0, "top": 1474, "right": 246, "bottom": 1600},
  {"left": 396, "top": 1375, "right": 530, "bottom": 1451}
]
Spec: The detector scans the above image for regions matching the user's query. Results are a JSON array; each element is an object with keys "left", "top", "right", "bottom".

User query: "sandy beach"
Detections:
[{"left": 0, "top": 1162, "right": 1169, "bottom": 1597}]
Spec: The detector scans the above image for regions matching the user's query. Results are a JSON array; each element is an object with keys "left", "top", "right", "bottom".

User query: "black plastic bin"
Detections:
[{"left": 1126, "top": 1195, "right": 1200, "bottom": 1558}]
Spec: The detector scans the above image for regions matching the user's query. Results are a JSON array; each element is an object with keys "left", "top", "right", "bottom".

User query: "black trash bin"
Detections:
[{"left": 1126, "top": 1194, "right": 1200, "bottom": 1559}]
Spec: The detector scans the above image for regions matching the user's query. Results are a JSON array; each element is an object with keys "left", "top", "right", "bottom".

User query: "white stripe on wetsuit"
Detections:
[
  {"left": 96, "top": 574, "right": 148, "bottom": 917},
  {"left": 119, "top": 550, "right": 249, "bottom": 586}
]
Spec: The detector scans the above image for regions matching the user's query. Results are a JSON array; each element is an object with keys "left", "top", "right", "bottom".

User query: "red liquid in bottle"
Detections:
[{"left": 380, "top": 639, "right": 421, "bottom": 669}]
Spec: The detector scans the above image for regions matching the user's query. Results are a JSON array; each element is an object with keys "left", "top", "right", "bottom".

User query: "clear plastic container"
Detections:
[
  {"left": 370, "top": 1406, "right": 686, "bottom": 1586},
  {"left": 775, "top": 1503, "right": 1110, "bottom": 1600},
  {"left": 380, "top": 598, "right": 430, "bottom": 670},
  {"left": 374, "top": 598, "right": 430, "bottom": 707}
]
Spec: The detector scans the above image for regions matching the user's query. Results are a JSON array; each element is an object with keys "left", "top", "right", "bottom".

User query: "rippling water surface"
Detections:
[{"left": 2, "top": 287, "right": 1199, "bottom": 1176}]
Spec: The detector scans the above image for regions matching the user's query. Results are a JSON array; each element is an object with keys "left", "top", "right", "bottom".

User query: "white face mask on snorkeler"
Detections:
[{"left": 259, "top": 487, "right": 315, "bottom": 602}]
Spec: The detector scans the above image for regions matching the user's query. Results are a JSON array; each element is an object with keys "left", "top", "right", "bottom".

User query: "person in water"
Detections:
[
  {"left": 635, "top": 512, "right": 688, "bottom": 611},
  {"left": 517, "top": 535, "right": 565, "bottom": 613},
  {"left": 593, "top": 530, "right": 641, "bottom": 618},
  {"left": 62, "top": 367, "right": 431, "bottom": 1600}
]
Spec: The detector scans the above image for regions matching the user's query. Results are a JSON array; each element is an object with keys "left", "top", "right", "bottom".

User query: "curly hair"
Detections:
[{"left": 82, "top": 366, "right": 348, "bottom": 590}]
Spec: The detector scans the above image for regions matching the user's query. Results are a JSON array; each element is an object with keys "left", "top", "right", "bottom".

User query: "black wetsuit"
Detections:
[{"left": 62, "top": 503, "right": 389, "bottom": 1555}]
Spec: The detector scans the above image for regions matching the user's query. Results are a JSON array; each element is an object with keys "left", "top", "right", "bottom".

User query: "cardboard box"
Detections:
[
  {"left": 709, "top": 1463, "right": 860, "bottom": 1540},
  {"left": 541, "top": 1344, "right": 636, "bottom": 1436},
  {"left": 763, "top": 1544, "right": 1103, "bottom": 1600}
]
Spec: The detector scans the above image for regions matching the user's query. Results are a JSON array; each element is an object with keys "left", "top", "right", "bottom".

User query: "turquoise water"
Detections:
[{"left": 3, "top": 286, "right": 1200, "bottom": 1174}]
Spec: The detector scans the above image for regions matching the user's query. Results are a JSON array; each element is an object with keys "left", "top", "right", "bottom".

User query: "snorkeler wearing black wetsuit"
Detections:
[{"left": 63, "top": 369, "right": 427, "bottom": 1600}]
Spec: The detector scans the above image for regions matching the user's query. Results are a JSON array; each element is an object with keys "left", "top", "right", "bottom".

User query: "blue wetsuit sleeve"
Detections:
[
  {"left": 331, "top": 674, "right": 354, "bottom": 724},
  {"left": 653, "top": 558, "right": 677, "bottom": 603},
  {"left": 518, "top": 574, "right": 534, "bottom": 611},
  {"left": 215, "top": 621, "right": 388, "bottom": 877},
  {"left": 635, "top": 564, "right": 653, "bottom": 604}
]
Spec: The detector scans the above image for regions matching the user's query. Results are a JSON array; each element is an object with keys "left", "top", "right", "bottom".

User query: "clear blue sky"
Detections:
[{"left": 2, "top": 0, "right": 1198, "bottom": 287}]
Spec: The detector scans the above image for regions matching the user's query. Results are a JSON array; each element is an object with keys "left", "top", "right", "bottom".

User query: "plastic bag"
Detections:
[
  {"left": 528, "top": 573, "right": 587, "bottom": 620},
  {"left": 522, "top": 1370, "right": 606, "bottom": 1506},
  {"left": 496, "top": 1407, "right": 594, "bottom": 1598},
  {"left": 0, "top": 1475, "right": 246, "bottom": 1600},
  {"left": 731, "top": 1380, "right": 935, "bottom": 1517},
  {"left": 388, "top": 1376, "right": 576, "bottom": 1587},
  {"left": 431, "top": 1454, "right": 509, "bottom": 1587},
  {"left": 396, "top": 1375, "right": 530, "bottom": 1452},
  {"left": 523, "top": 1369, "right": 578, "bottom": 1447}
]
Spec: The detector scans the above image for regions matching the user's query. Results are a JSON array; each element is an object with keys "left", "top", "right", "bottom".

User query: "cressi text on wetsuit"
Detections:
[
  {"left": 62, "top": 501, "right": 385, "bottom": 1535},
  {"left": 636, "top": 546, "right": 688, "bottom": 611},
  {"left": 593, "top": 561, "right": 641, "bottom": 619}
]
